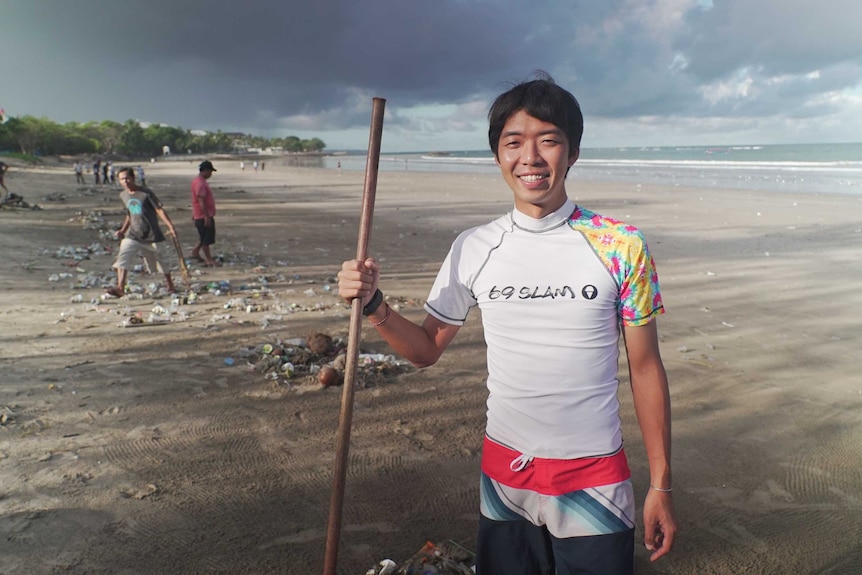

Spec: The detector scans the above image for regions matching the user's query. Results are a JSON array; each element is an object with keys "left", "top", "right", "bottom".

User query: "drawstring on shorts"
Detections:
[{"left": 509, "top": 453, "right": 534, "bottom": 472}]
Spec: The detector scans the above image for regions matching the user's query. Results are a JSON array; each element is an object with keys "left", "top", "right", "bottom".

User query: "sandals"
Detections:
[{"left": 103, "top": 287, "right": 124, "bottom": 298}]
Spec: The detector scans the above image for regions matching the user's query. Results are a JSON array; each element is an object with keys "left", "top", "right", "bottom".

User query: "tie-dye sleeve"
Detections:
[{"left": 618, "top": 230, "right": 664, "bottom": 326}]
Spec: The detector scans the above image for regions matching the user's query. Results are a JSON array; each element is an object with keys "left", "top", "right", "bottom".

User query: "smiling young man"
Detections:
[{"left": 337, "top": 74, "right": 677, "bottom": 574}]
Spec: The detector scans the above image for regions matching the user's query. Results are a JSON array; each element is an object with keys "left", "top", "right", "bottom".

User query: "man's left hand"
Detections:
[{"left": 643, "top": 489, "right": 678, "bottom": 561}]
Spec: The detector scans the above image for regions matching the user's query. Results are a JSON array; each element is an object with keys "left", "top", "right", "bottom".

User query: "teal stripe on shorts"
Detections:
[{"left": 479, "top": 471, "right": 635, "bottom": 537}]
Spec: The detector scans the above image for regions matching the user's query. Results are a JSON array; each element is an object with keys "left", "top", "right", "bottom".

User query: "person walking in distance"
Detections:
[
  {"left": 190, "top": 160, "right": 219, "bottom": 266},
  {"left": 0, "top": 160, "right": 10, "bottom": 202},
  {"left": 337, "top": 73, "right": 677, "bottom": 575},
  {"left": 74, "top": 161, "right": 86, "bottom": 185}
]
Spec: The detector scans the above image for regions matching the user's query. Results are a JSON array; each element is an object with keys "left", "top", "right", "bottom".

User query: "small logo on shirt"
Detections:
[
  {"left": 488, "top": 285, "right": 599, "bottom": 300},
  {"left": 127, "top": 198, "right": 143, "bottom": 215}
]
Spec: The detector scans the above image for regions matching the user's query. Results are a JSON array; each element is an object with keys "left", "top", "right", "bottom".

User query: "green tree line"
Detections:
[{"left": 0, "top": 116, "right": 325, "bottom": 158}]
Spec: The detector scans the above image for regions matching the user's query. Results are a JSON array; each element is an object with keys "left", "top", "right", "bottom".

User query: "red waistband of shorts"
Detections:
[{"left": 481, "top": 436, "right": 631, "bottom": 495}]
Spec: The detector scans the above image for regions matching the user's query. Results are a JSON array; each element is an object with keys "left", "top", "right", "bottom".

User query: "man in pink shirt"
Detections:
[{"left": 190, "top": 160, "right": 218, "bottom": 266}]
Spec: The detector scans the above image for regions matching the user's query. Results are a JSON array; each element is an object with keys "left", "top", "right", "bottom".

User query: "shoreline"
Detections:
[{"left": 5, "top": 151, "right": 862, "bottom": 197}]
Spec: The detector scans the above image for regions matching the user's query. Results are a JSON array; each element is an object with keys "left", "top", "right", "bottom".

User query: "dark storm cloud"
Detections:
[
  {"left": 4, "top": 0, "right": 548, "bottom": 127},
  {"left": 2, "top": 0, "right": 861, "bottom": 146}
]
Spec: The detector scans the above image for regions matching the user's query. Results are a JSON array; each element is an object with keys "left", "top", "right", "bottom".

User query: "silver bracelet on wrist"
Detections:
[{"left": 649, "top": 485, "right": 673, "bottom": 493}]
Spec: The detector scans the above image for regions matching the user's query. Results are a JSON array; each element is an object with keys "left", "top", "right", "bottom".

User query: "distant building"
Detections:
[{"left": 225, "top": 133, "right": 251, "bottom": 153}]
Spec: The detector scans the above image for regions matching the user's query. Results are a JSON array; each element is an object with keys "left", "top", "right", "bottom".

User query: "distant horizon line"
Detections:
[{"left": 333, "top": 141, "right": 862, "bottom": 155}]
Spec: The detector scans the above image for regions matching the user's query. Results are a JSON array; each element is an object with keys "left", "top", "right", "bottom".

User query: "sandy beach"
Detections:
[{"left": 1, "top": 157, "right": 861, "bottom": 574}]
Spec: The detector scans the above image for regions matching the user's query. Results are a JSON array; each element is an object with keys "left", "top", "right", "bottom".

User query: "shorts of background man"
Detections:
[
  {"left": 114, "top": 238, "right": 167, "bottom": 275},
  {"left": 194, "top": 218, "right": 216, "bottom": 246}
]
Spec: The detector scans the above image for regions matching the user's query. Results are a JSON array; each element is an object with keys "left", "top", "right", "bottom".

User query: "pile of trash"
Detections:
[
  {"left": 69, "top": 208, "right": 125, "bottom": 233},
  {"left": 52, "top": 242, "right": 114, "bottom": 262},
  {"left": 0, "top": 193, "right": 42, "bottom": 210},
  {"left": 225, "top": 332, "right": 413, "bottom": 388},
  {"left": 54, "top": 267, "right": 346, "bottom": 329},
  {"left": 104, "top": 297, "right": 190, "bottom": 327},
  {"left": 219, "top": 288, "right": 341, "bottom": 319},
  {"left": 367, "top": 540, "right": 475, "bottom": 574},
  {"left": 44, "top": 192, "right": 67, "bottom": 202}
]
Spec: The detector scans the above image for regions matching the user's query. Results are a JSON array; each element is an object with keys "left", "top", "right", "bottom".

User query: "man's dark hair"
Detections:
[
  {"left": 118, "top": 167, "right": 135, "bottom": 180},
  {"left": 488, "top": 72, "right": 584, "bottom": 157}
]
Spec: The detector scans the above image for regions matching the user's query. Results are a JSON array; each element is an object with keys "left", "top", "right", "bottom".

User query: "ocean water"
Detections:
[{"left": 322, "top": 143, "right": 862, "bottom": 196}]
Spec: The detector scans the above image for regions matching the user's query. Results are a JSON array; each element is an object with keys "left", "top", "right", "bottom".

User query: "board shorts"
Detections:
[
  {"left": 476, "top": 436, "right": 636, "bottom": 574},
  {"left": 476, "top": 514, "right": 634, "bottom": 575},
  {"left": 194, "top": 218, "right": 216, "bottom": 245},
  {"left": 114, "top": 238, "right": 166, "bottom": 274}
]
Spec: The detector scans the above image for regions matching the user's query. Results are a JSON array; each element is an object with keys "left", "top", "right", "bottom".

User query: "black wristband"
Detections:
[{"left": 362, "top": 289, "right": 384, "bottom": 316}]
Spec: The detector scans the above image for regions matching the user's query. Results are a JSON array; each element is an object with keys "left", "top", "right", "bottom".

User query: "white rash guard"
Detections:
[{"left": 425, "top": 199, "right": 663, "bottom": 460}]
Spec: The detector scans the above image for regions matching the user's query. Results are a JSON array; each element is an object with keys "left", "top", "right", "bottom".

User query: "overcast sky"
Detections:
[{"left": 2, "top": 0, "right": 860, "bottom": 152}]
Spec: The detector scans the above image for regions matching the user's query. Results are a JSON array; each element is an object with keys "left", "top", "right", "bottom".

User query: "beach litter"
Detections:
[
  {"left": 234, "top": 332, "right": 412, "bottom": 388},
  {"left": 114, "top": 297, "right": 192, "bottom": 327},
  {"left": 44, "top": 192, "right": 67, "bottom": 202},
  {"left": 366, "top": 540, "right": 475, "bottom": 574},
  {"left": 0, "top": 192, "right": 42, "bottom": 210},
  {"left": 52, "top": 242, "right": 112, "bottom": 261}
]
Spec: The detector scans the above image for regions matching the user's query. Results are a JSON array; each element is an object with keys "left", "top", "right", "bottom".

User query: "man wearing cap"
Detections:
[{"left": 190, "top": 160, "right": 219, "bottom": 266}]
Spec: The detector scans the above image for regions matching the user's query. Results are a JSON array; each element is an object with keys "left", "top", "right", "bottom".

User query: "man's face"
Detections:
[
  {"left": 495, "top": 109, "right": 579, "bottom": 219},
  {"left": 118, "top": 171, "right": 135, "bottom": 191},
  {"left": 201, "top": 169, "right": 213, "bottom": 179}
]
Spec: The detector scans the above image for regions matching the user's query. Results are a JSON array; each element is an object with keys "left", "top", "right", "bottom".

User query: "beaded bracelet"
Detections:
[
  {"left": 649, "top": 485, "right": 673, "bottom": 493},
  {"left": 370, "top": 304, "right": 392, "bottom": 327}
]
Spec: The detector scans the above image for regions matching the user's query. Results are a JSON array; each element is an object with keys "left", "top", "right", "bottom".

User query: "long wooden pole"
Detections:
[{"left": 323, "top": 97, "right": 386, "bottom": 575}]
